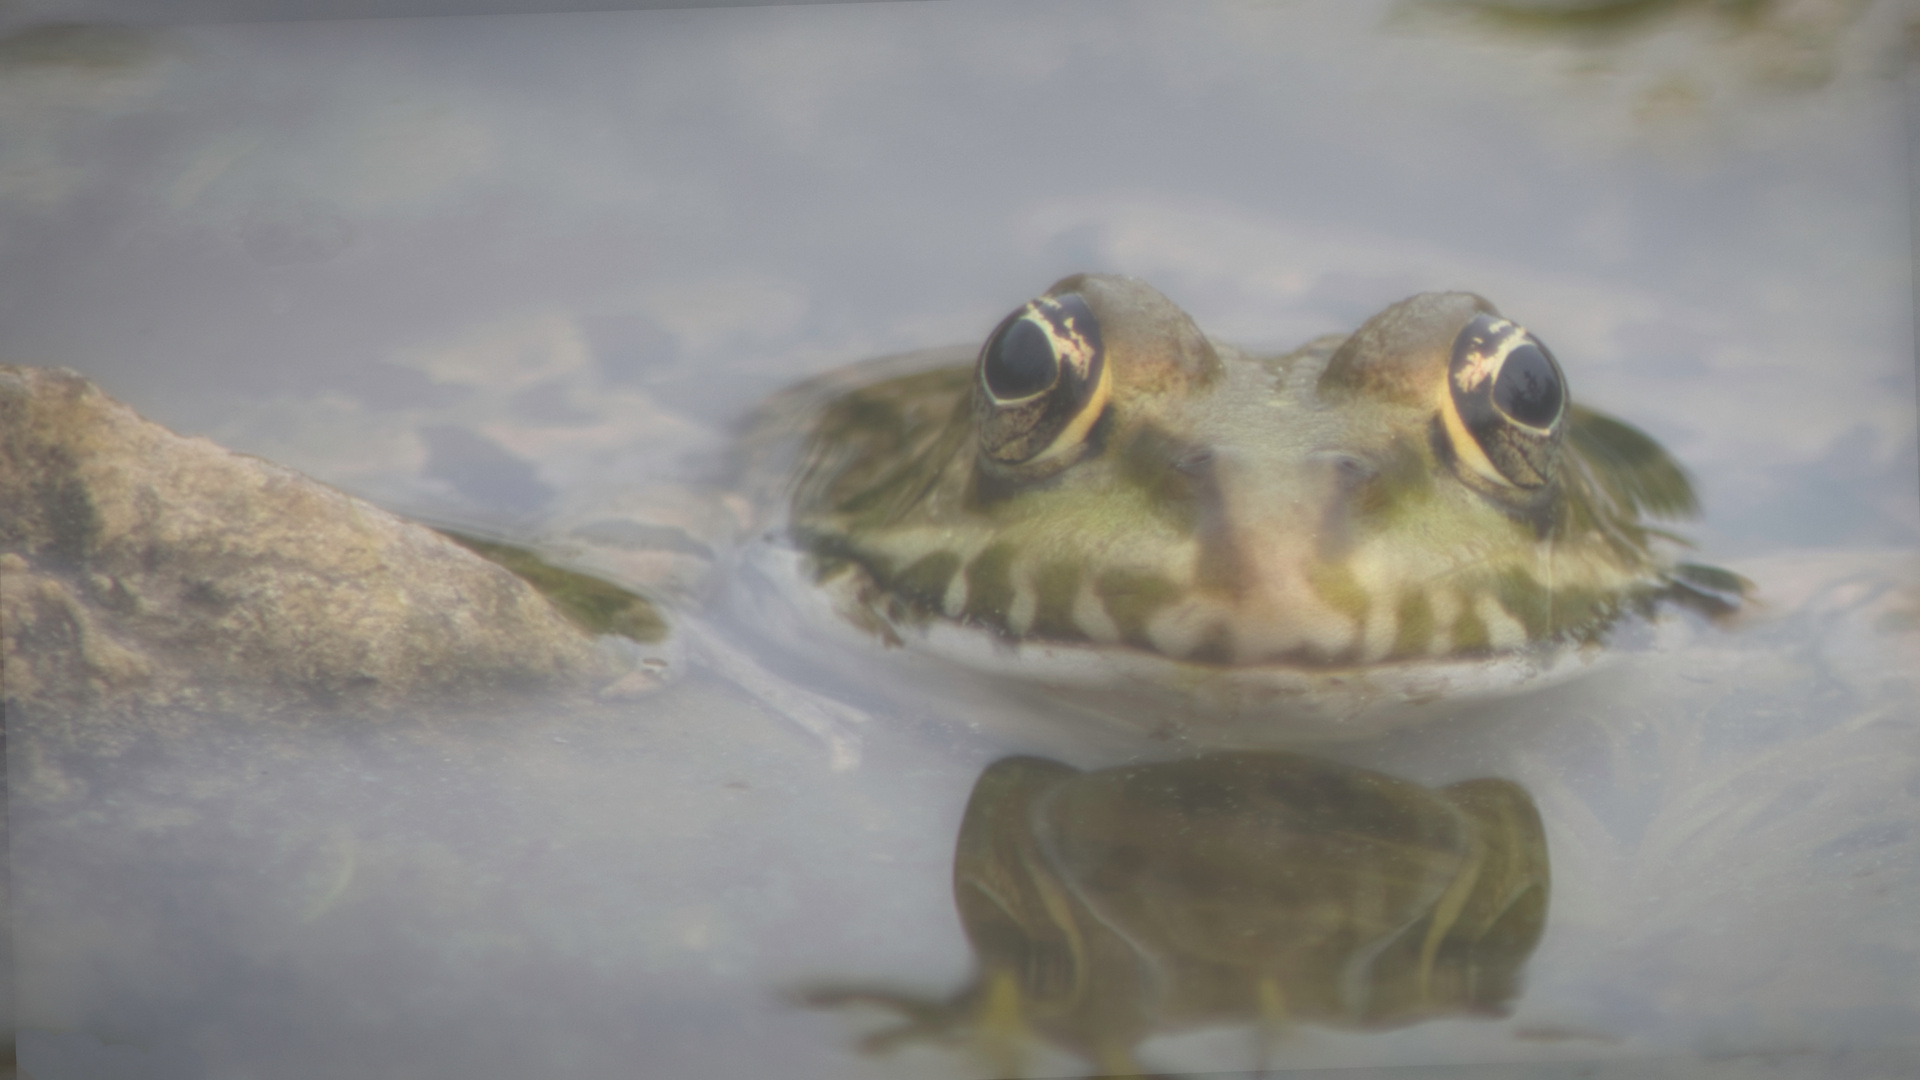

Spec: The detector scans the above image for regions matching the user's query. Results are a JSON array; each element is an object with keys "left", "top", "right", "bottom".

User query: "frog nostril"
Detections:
[
  {"left": 1171, "top": 447, "right": 1215, "bottom": 474},
  {"left": 1308, "top": 451, "right": 1374, "bottom": 489}
]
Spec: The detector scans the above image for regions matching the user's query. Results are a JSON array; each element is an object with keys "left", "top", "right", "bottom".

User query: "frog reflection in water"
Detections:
[
  {"left": 805, "top": 752, "right": 1550, "bottom": 1076},
  {"left": 748, "top": 273, "right": 1742, "bottom": 742}
]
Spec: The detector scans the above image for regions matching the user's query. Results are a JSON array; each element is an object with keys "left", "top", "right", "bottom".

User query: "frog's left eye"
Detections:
[
  {"left": 1445, "top": 314, "right": 1566, "bottom": 490},
  {"left": 974, "top": 292, "right": 1111, "bottom": 470}
]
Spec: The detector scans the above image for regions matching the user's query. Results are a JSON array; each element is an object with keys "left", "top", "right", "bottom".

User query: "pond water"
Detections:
[{"left": 4, "top": 1, "right": 1918, "bottom": 1078}]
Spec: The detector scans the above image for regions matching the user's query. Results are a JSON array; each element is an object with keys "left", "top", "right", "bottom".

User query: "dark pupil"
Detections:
[
  {"left": 1493, "top": 343, "right": 1562, "bottom": 428},
  {"left": 984, "top": 316, "right": 1059, "bottom": 400}
]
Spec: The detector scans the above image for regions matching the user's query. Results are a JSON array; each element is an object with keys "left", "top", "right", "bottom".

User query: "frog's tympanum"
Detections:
[
  {"left": 766, "top": 273, "right": 1743, "bottom": 738},
  {"left": 805, "top": 752, "right": 1549, "bottom": 1075}
]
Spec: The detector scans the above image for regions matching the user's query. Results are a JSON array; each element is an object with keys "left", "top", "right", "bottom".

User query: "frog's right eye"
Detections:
[
  {"left": 974, "top": 292, "right": 1111, "bottom": 469},
  {"left": 1443, "top": 313, "right": 1567, "bottom": 493}
]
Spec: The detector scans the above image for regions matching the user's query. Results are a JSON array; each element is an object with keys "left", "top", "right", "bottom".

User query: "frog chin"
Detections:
[
  {"left": 899, "top": 615, "right": 1616, "bottom": 746},
  {"left": 734, "top": 533, "right": 1635, "bottom": 749}
]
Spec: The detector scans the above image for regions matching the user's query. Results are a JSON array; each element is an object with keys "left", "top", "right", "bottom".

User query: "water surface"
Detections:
[{"left": 3, "top": 2, "right": 1915, "bottom": 1077}]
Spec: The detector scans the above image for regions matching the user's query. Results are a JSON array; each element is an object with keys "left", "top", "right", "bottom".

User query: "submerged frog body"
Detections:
[{"left": 738, "top": 274, "right": 1741, "bottom": 741}]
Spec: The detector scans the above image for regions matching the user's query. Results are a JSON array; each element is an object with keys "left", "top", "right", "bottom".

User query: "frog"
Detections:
[
  {"left": 531, "top": 272, "right": 1744, "bottom": 760},
  {"left": 702, "top": 273, "right": 1745, "bottom": 747}
]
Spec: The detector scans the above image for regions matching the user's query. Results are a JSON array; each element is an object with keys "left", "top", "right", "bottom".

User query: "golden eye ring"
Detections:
[
  {"left": 1443, "top": 313, "right": 1566, "bottom": 491},
  {"left": 973, "top": 291, "right": 1112, "bottom": 469}
]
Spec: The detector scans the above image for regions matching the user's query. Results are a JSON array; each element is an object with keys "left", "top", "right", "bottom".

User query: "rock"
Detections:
[{"left": 1, "top": 364, "right": 617, "bottom": 719}]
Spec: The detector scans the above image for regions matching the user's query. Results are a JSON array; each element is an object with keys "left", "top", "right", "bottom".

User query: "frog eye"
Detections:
[
  {"left": 974, "top": 292, "right": 1111, "bottom": 469},
  {"left": 1445, "top": 313, "right": 1566, "bottom": 491}
]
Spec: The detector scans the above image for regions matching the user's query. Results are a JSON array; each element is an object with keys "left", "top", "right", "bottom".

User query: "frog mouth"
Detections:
[
  {"left": 740, "top": 539, "right": 1622, "bottom": 741},
  {"left": 777, "top": 528, "right": 1664, "bottom": 670}
]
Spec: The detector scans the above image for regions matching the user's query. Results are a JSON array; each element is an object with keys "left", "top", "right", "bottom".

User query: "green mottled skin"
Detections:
[{"left": 776, "top": 275, "right": 1736, "bottom": 673}]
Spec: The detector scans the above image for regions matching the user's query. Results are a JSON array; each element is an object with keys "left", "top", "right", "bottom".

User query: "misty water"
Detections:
[{"left": 4, "top": 2, "right": 1917, "bottom": 1077}]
